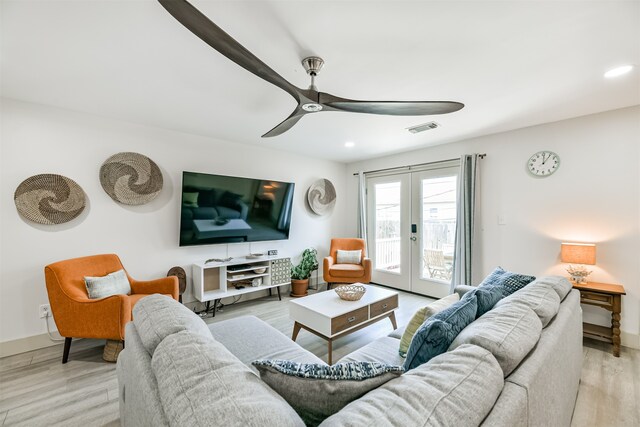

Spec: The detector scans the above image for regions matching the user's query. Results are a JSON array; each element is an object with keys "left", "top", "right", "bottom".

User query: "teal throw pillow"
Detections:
[
  {"left": 479, "top": 267, "right": 536, "bottom": 298},
  {"left": 465, "top": 285, "right": 504, "bottom": 318},
  {"left": 403, "top": 294, "right": 478, "bottom": 371}
]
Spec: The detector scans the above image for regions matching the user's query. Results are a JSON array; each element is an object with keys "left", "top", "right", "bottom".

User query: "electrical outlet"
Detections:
[{"left": 39, "top": 304, "right": 51, "bottom": 319}]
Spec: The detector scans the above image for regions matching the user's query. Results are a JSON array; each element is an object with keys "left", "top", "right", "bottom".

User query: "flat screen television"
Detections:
[{"left": 179, "top": 171, "right": 295, "bottom": 246}]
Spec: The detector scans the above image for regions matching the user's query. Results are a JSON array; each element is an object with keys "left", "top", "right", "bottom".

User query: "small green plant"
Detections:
[{"left": 291, "top": 248, "right": 319, "bottom": 280}]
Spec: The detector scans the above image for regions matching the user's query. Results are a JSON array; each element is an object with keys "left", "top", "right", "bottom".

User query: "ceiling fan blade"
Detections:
[
  {"left": 158, "top": 0, "right": 301, "bottom": 101},
  {"left": 262, "top": 108, "right": 307, "bottom": 138},
  {"left": 319, "top": 93, "right": 464, "bottom": 116}
]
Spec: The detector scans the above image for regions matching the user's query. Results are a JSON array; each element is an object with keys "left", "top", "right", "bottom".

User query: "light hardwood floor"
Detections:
[{"left": 0, "top": 286, "right": 638, "bottom": 426}]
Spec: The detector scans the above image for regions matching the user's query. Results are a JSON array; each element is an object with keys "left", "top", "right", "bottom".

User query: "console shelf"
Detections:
[{"left": 193, "top": 256, "right": 291, "bottom": 310}]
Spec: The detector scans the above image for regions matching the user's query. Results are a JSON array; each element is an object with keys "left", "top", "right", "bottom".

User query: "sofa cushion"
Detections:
[
  {"left": 152, "top": 331, "right": 304, "bottom": 427},
  {"left": 495, "top": 282, "right": 561, "bottom": 327},
  {"left": 534, "top": 276, "right": 573, "bottom": 301},
  {"left": 449, "top": 302, "right": 542, "bottom": 376},
  {"left": 339, "top": 336, "right": 405, "bottom": 366},
  {"left": 320, "top": 344, "right": 504, "bottom": 427},
  {"left": 329, "top": 264, "right": 365, "bottom": 278},
  {"left": 253, "top": 360, "right": 402, "bottom": 426},
  {"left": 388, "top": 325, "right": 406, "bottom": 339},
  {"left": 132, "top": 294, "right": 211, "bottom": 356},
  {"left": 84, "top": 269, "right": 131, "bottom": 299},
  {"left": 216, "top": 206, "right": 242, "bottom": 219},
  {"left": 191, "top": 206, "right": 218, "bottom": 219},
  {"left": 403, "top": 293, "right": 477, "bottom": 371},
  {"left": 479, "top": 266, "right": 536, "bottom": 297},
  {"left": 129, "top": 293, "right": 174, "bottom": 311},
  {"left": 208, "top": 315, "right": 325, "bottom": 371},
  {"left": 399, "top": 293, "right": 460, "bottom": 357}
]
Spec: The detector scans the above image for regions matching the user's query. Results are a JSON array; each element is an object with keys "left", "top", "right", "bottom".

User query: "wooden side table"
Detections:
[{"left": 572, "top": 281, "right": 626, "bottom": 356}]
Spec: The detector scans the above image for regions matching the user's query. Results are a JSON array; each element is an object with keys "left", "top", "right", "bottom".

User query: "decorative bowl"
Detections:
[
  {"left": 253, "top": 267, "right": 267, "bottom": 274},
  {"left": 334, "top": 284, "right": 366, "bottom": 301},
  {"left": 246, "top": 253, "right": 264, "bottom": 259}
]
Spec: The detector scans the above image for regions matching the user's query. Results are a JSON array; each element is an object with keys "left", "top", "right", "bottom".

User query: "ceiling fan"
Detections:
[{"left": 158, "top": 0, "right": 464, "bottom": 138}]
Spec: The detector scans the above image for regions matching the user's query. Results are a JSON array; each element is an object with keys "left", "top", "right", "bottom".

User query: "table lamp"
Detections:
[{"left": 560, "top": 242, "right": 596, "bottom": 284}]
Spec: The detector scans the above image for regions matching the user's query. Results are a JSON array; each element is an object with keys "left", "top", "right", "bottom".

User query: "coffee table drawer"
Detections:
[
  {"left": 331, "top": 306, "right": 369, "bottom": 335},
  {"left": 370, "top": 294, "right": 398, "bottom": 318}
]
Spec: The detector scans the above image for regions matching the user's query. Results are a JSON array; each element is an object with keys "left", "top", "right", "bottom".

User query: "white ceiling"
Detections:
[{"left": 2, "top": 1, "right": 639, "bottom": 163}]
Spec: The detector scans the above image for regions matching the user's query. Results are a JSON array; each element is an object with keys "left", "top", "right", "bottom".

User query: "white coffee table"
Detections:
[
  {"left": 289, "top": 284, "right": 399, "bottom": 364},
  {"left": 193, "top": 219, "right": 251, "bottom": 241}
]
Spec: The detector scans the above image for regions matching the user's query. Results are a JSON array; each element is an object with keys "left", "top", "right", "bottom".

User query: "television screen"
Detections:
[{"left": 179, "top": 171, "right": 295, "bottom": 246}]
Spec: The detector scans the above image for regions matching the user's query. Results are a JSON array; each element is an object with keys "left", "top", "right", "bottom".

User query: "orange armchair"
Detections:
[
  {"left": 44, "top": 254, "right": 179, "bottom": 363},
  {"left": 323, "top": 238, "right": 371, "bottom": 289}
]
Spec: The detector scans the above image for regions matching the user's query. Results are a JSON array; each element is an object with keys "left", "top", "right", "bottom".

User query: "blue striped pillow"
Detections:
[{"left": 403, "top": 294, "right": 478, "bottom": 371}]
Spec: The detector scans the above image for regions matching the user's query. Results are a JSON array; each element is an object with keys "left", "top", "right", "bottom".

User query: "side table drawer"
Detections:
[
  {"left": 370, "top": 295, "right": 399, "bottom": 318},
  {"left": 332, "top": 306, "right": 369, "bottom": 335},
  {"left": 580, "top": 291, "right": 613, "bottom": 306}
]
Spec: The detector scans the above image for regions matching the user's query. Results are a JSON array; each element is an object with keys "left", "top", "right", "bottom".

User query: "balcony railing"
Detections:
[{"left": 375, "top": 237, "right": 401, "bottom": 270}]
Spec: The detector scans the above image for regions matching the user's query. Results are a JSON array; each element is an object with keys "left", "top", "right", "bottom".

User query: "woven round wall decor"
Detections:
[
  {"left": 307, "top": 178, "right": 336, "bottom": 216},
  {"left": 100, "top": 152, "right": 163, "bottom": 205},
  {"left": 14, "top": 174, "right": 86, "bottom": 225}
]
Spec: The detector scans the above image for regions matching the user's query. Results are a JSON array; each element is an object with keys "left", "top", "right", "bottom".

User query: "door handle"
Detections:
[{"left": 410, "top": 236, "right": 417, "bottom": 241}]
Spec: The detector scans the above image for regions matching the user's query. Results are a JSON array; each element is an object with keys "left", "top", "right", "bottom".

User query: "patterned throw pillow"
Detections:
[
  {"left": 252, "top": 360, "right": 403, "bottom": 426},
  {"left": 399, "top": 293, "right": 460, "bottom": 357},
  {"left": 403, "top": 294, "right": 478, "bottom": 371},
  {"left": 84, "top": 269, "right": 131, "bottom": 299},
  {"left": 336, "top": 249, "right": 362, "bottom": 264},
  {"left": 479, "top": 267, "right": 536, "bottom": 298}
]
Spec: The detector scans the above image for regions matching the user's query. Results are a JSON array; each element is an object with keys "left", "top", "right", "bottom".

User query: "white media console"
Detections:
[{"left": 192, "top": 255, "right": 291, "bottom": 315}]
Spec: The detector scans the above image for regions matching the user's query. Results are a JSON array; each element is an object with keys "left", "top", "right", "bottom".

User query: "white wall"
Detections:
[
  {"left": 0, "top": 99, "right": 349, "bottom": 352},
  {"left": 347, "top": 106, "right": 640, "bottom": 348}
]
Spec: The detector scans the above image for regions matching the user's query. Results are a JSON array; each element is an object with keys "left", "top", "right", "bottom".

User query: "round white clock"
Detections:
[{"left": 527, "top": 151, "right": 560, "bottom": 177}]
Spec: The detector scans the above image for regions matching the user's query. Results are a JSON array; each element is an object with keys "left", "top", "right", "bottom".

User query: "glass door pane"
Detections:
[
  {"left": 420, "top": 175, "right": 457, "bottom": 283},
  {"left": 374, "top": 182, "right": 401, "bottom": 273},
  {"left": 410, "top": 168, "right": 458, "bottom": 298},
  {"left": 367, "top": 174, "right": 411, "bottom": 291}
]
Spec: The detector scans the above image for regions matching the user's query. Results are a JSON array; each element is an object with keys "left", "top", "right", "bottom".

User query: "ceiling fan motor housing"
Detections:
[{"left": 302, "top": 56, "right": 324, "bottom": 76}]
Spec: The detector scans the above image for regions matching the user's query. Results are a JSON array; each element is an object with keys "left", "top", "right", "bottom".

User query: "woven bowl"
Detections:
[{"left": 334, "top": 284, "right": 366, "bottom": 301}]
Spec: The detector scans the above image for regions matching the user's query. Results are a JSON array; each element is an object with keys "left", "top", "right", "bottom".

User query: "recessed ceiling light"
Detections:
[
  {"left": 345, "top": 141, "right": 355, "bottom": 148},
  {"left": 604, "top": 65, "right": 633, "bottom": 78}
]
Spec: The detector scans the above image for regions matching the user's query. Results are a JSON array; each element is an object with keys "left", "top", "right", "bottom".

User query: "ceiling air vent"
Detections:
[{"left": 407, "top": 121, "right": 440, "bottom": 134}]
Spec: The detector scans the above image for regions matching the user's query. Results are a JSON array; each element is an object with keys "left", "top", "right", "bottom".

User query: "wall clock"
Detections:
[{"left": 527, "top": 151, "right": 560, "bottom": 177}]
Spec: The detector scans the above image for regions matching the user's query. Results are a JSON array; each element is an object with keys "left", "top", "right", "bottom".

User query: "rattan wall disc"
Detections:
[
  {"left": 100, "top": 152, "right": 163, "bottom": 205},
  {"left": 14, "top": 174, "right": 86, "bottom": 225},
  {"left": 307, "top": 178, "right": 336, "bottom": 216}
]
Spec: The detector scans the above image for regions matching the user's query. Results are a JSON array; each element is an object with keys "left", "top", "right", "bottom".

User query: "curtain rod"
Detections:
[{"left": 352, "top": 154, "right": 486, "bottom": 176}]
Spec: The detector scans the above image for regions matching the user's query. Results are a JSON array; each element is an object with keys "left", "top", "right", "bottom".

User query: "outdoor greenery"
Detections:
[{"left": 291, "top": 248, "right": 319, "bottom": 280}]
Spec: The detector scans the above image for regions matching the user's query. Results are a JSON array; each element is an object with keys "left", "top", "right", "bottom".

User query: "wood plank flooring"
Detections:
[{"left": 0, "top": 285, "right": 638, "bottom": 426}]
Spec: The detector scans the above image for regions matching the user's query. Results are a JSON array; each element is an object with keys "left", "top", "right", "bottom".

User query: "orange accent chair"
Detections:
[
  {"left": 44, "top": 254, "right": 179, "bottom": 363},
  {"left": 323, "top": 238, "right": 371, "bottom": 289}
]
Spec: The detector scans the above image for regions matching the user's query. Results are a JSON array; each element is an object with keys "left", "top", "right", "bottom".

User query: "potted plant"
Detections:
[{"left": 290, "top": 248, "right": 319, "bottom": 297}]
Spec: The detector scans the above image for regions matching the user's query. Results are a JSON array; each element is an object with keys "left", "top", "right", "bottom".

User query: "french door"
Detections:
[{"left": 366, "top": 166, "right": 458, "bottom": 298}]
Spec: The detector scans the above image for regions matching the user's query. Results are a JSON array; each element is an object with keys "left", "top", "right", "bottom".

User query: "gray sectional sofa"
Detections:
[{"left": 117, "top": 276, "right": 582, "bottom": 426}]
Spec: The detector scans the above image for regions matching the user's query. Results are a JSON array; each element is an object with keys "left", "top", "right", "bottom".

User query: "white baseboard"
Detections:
[
  {"left": 621, "top": 330, "right": 640, "bottom": 350},
  {"left": 0, "top": 333, "right": 63, "bottom": 358}
]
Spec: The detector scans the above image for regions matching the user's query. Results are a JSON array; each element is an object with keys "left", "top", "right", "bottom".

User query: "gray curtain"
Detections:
[
  {"left": 357, "top": 171, "right": 369, "bottom": 256},
  {"left": 451, "top": 154, "right": 479, "bottom": 291}
]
